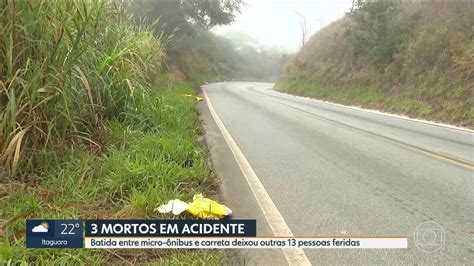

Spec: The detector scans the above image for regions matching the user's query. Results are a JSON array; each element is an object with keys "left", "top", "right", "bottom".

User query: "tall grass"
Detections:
[
  {"left": 0, "top": 86, "right": 218, "bottom": 263},
  {"left": 1, "top": 0, "right": 220, "bottom": 263},
  {"left": 0, "top": 0, "right": 165, "bottom": 178}
]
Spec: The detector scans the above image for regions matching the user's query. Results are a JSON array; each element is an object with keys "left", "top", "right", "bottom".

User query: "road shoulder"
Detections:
[{"left": 197, "top": 92, "right": 287, "bottom": 265}]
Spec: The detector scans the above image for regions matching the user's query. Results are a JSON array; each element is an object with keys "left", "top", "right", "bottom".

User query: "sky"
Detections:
[{"left": 213, "top": 0, "right": 354, "bottom": 52}]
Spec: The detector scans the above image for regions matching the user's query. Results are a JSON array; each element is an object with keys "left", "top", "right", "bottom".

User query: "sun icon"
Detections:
[{"left": 41, "top": 222, "right": 49, "bottom": 229}]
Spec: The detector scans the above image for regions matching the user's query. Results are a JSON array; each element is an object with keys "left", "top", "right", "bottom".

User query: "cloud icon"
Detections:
[{"left": 32, "top": 222, "right": 49, "bottom": 233}]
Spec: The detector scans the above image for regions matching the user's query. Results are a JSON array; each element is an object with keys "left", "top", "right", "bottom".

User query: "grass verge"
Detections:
[
  {"left": 275, "top": 78, "right": 473, "bottom": 128},
  {"left": 0, "top": 81, "right": 223, "bottom": 264},
  {"left": 1, "top": 0, "right": 222, "bottom": 263}
]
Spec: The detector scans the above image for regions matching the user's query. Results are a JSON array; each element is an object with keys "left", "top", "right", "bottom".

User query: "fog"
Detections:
[{"left": 213, "top": 0, "right": 353, "bottom": 52}]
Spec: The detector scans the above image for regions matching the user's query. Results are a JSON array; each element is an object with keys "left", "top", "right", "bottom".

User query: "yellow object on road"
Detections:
[
  {"left": 182, "top": 94, "right": 203, "bottom": 102},
  {"left": 155, "top": 194, "right": 232, "bottom": 220},
  {"left": 186, "top": 194, "right": 232, "bottom": 219}
]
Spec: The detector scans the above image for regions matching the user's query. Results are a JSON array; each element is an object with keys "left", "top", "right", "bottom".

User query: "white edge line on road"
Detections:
[
  {"left": 267, "top": 86, "right": 474, "bottom": 134},
  {"left": 203, "top": 86, "right": 312, "bottom": 266}
]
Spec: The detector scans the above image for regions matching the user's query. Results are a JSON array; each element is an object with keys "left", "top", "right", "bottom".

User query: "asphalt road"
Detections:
[{"left": 204, "top": 82, "right": 474, "bottom": 264}]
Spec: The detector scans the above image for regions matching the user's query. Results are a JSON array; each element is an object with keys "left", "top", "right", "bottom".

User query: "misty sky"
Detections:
[{"left": 213, "top": 0, "right": 353, "bottom": 52}]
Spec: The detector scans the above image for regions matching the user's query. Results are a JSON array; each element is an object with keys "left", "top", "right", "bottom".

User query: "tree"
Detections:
[
  {"left": 345, "top": 0, "right": 409, "bottom": 70},
  {"left": 130, "top": 0, "right": 243, "bottom": 36},
  {"left": 295, "top": 11, "right": 307, "bottom": 48}
]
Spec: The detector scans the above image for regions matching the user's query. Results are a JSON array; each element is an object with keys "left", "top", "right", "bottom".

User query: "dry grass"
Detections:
[{"left": 278, "top": 1, "right": 474, "bottom": 127}]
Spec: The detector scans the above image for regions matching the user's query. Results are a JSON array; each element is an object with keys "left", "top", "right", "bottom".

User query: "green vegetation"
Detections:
[
  {"left": 1, "top": 87, "right": 221, "bottom": 264},
  {"left": 0, "top": 0, "right": 166, "bottom": 177},
  {"left": 0, "top": 0, "right": 221, "bottom": 263},
  {"left": 345, "top": 0, "right": 413, "bottom": 69},
  {"left": 129, "top": 0, "right": 287, "bottom": 83},
  {"left": 130, "top": 0, "right": 243, "bottom": 37},
  {"left": 277, "top": 0, "right": 473, "bottom": 127}
]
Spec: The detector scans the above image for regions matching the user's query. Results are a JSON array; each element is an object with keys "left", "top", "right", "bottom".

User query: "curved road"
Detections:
[{"left": 203, "top": 82, "right": 473, "bottom": 264}]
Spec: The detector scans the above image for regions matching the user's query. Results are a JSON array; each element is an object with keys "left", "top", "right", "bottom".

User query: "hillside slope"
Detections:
[{"left": 276, "top": 1, "right": 473, "bottom": 127}]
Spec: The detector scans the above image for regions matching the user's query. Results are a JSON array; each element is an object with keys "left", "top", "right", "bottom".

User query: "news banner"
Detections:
[{"left": 26, "top": 220, "right": 407, "bottom": 249}]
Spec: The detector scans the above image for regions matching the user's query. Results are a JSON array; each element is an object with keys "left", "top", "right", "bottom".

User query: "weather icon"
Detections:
[{"left": 32, "top": 222, "right": 49, "bottom": 233}]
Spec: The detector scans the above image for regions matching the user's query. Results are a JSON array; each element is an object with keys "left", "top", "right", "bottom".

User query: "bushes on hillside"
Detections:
[
  {"left": 278, "top": 1, "right": 474, "bottom": 126},
  {"left": 345, "top": 0, "right": 414, "bottom": 70}
]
